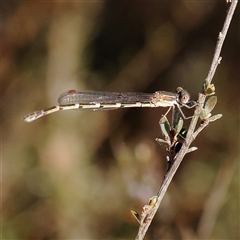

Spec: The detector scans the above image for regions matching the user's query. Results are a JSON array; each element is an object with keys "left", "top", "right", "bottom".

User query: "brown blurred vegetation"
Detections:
[{"left": 2, "top": 1, "right": 239, "bottom": 239}]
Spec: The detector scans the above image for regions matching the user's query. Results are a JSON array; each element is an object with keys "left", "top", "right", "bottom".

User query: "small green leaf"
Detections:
[
  {"left": 159, "top": 116, "right": 171, "bottom": 138},
  {"left": 172, "top": 109, "right": 181, "bottom": 128},
  {"left": 205, "top": 96, "right": 217, "bottom": 114},
  {"left": 155, "top": 138, "right": 168, "bottom": 146},
  {"left": 204, "top": 81, "right": 215, "bottom": 96},
  {"left": 187, "top": 147, "right": 198, "bottom": 153},
  {"left": 130, "top": 210, "right": 141, "bottom": 224},
  {"left": 178, "top": 128, "right": 187, "bottom": 140},
  {"left": 174, "top": 117, "right": 184, "bottom": 138},
  {"left": 208, "top": 114, "right": 222, "bottom": 122},
  {"left": 200, "top": 108, "right": 209, "bottom": 120},
  {"left": 200, "top": 96, "right": 218, "bottom": 120},
  {"left": 148, "top": 196, "right": 158, "bottom": 207}
]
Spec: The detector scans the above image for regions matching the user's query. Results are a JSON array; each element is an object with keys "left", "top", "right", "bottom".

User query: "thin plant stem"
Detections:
[{"left": 135, "top": 1, "right": 238, "bottom": 239}]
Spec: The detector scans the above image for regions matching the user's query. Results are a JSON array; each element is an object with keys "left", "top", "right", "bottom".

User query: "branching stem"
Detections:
[{"left": 135, "top": 1, "right": 238, "bottom": 239}]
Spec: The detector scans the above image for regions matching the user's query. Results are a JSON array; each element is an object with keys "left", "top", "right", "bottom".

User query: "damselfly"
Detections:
[{"left": 23, "top": 87, "right": 195, "bottom": 122}]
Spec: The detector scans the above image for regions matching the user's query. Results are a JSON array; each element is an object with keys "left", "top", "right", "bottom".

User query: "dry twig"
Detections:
[{"left": 134, "top": 1, "right": 238, "bottom": 239}]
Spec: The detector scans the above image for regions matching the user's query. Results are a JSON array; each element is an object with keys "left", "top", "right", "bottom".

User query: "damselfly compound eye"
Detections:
[
  {"left": 180, "top": 93, "right": 190, "bottom": 104},
  {"left": 176, "top": 87, "right": 190, "bottom": 104}
]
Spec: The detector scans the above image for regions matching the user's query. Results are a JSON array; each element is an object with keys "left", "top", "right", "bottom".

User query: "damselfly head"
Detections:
[{"left": 176, "top": 87, "right": 190, "bottom": 104}]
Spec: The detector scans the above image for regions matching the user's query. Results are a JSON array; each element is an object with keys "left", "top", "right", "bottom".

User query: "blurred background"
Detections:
[{"left": 2, "top": 1, "right": 239, "bottom": 239}]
